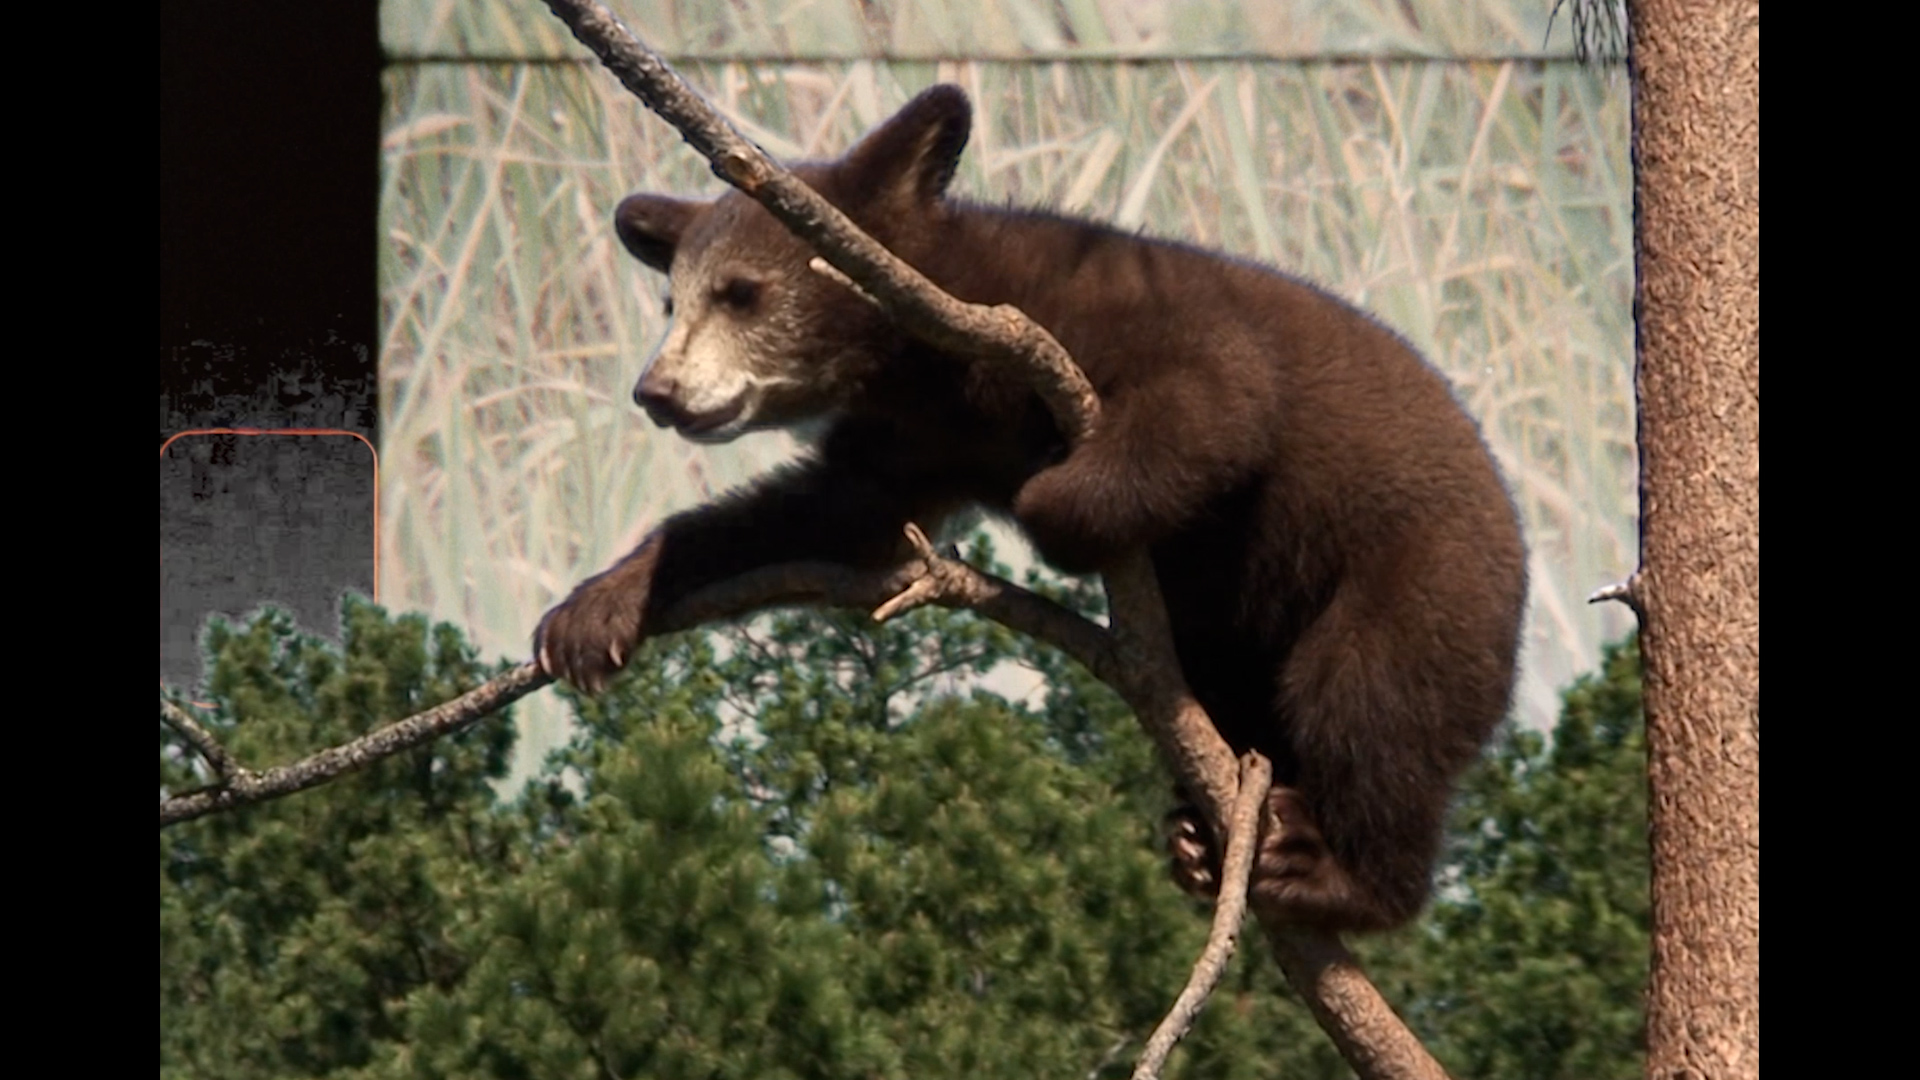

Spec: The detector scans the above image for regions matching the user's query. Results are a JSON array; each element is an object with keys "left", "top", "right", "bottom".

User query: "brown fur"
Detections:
[{"left": 536, "top": 86, "right": 1528, "bottom": 932}]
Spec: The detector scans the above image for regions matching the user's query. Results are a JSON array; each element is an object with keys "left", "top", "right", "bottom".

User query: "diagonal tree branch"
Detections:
[
  {"left": 158, "top": 553, "right": 1103, "bottom": 829},
  {"left": 160, "top": 662, "right": 554, "bottom": 827},
  {"left": 1131, "top": 750, "right": 1271, "bottom": 1080},
  {"left": 536, "top": 0, "right": 1101, "bottom": 449}
]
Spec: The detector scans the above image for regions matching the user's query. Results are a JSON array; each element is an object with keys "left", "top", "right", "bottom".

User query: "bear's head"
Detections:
[{"left": 613, "top": 85, "right": 973, "bottom": 443}]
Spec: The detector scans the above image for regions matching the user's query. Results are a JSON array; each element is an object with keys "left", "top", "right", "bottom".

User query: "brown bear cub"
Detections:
[{"left": 536, "top": 85, "right": 1528, "bottom": 933}]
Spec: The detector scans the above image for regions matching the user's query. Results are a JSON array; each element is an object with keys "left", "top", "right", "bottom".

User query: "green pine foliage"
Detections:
[
  {"left": 160, "top": 600, "right": 518, "bottom": 1079},
  {"left": 161, "top": 584, "right": 1646, "bottom": 1079}
]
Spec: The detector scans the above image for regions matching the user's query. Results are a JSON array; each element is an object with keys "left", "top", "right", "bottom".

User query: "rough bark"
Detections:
[{"left": 1628, "top": 2, "right": 1761, "bottom": 1077}]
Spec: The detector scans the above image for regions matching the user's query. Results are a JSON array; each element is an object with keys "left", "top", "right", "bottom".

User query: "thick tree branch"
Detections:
[
  {"left": 1269, "top": 930, "right": 1448, "bottom": 1079},
  {"left": 1100, "top": 559, "right": 1241, "bottom": 828}
]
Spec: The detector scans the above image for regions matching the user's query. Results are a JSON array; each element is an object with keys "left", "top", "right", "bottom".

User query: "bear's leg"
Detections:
[
  {"left": 1012, "top": 386, "right": 1258, "bottom": 573},
  {"left": 537, "top": 459, "right": 957, "bottom": 691},
  {"left": 1264, "top": 590, "right": 1466, "bottom": 932}
]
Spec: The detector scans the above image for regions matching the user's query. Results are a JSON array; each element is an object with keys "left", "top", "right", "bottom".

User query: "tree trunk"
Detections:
[{"left": 1627, "top": 2, "right": 1760, "bottom": 1078}]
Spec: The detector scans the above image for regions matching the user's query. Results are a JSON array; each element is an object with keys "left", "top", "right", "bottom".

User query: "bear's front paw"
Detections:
[
  {"left": 1012, "top": 466, "right": 1116, "bottom": 574},
  {"left": 535, "top": 559, "right": 653, "bottom": 694}
]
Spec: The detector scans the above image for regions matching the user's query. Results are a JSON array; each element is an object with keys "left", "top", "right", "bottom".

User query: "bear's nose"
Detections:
[{"left": 634, "top": 373, "right": 688, "bottom": 429}]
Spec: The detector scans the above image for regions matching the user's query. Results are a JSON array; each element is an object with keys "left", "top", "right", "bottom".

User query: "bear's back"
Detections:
[{"left": 906, "top": 201, "right": 1526, "bottom": 773}]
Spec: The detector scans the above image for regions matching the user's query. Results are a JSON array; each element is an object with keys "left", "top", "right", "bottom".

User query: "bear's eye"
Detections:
[
  {"left": 662, "top": 293, "right": 674, "bottom": 317},
  {"left": 715, "top": 278, "right": 761, "bottom": 311}
]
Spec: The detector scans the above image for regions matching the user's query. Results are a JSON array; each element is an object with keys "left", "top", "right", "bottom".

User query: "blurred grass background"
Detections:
[
  {"left": 383, "top": 0, "right": 1585, "bottom": 59},
  {"left": 379, "top": 2, "right": 1635, "bottom": 784}
]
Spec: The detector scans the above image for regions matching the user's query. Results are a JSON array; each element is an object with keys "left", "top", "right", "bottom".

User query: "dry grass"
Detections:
[{"left": 384, "top": 1, "right": 1587, "bottom": 60}]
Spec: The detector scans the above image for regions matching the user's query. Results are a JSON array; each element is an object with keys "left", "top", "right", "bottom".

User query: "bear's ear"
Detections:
[
  {"left": 614, "top": 193, "right": 707, "bottom": 273},
  {"left": 837, "top": 85, "right": 972, "bottom": 206}
]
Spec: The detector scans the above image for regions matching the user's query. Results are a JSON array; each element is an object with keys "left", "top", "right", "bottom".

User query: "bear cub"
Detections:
[{"left": 536, "top": 85, "right": 1528, "bottom": 933}]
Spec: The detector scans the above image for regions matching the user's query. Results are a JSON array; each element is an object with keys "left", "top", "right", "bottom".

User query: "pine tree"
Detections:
[{"left": 162, "top": 578, "right": 1649, "bottom": 1078}]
